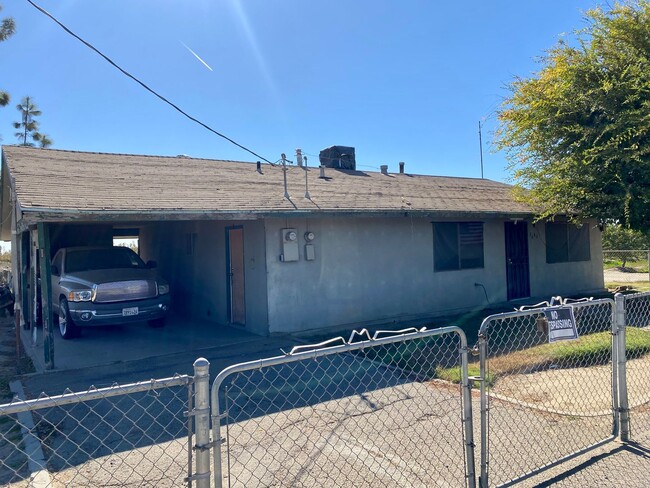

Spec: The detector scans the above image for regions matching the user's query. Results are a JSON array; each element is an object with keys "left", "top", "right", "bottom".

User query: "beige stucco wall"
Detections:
[
  {"left": 140, "top": 219, "right": 269, "bottom": 336},
  {"left": 264, "top": 216, "right": 605, "bottom": 334},
  {"left": 527, "top": 219, "right": 605, "bottom": 297}
]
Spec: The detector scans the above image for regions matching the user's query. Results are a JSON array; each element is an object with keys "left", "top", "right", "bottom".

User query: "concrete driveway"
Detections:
[{"left": 20, "top": 315, "right": 300, "bottom": 397}]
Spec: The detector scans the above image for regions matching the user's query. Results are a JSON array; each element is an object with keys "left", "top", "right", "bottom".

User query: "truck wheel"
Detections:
[{"left": 59, "top": 299, "right": 80, "bottom": 339}]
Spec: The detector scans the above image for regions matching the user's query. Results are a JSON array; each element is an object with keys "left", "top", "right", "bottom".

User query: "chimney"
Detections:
[
  {"left": 399, "top": 162, "right": 405, "bottom": 174},
  {"left": 319, "top": 165, "right": 326, "bottom": 178},
  {"left": 380, "top": 165, "right": 388, "bottom": 175}
]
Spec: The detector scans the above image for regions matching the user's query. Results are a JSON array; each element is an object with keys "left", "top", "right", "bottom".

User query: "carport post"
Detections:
[
  {"left": 37, "top": 223, "right": 54, "bottom": 370},
  {"left": 193, "top": 358, "right": 211, "bottom": 488}
]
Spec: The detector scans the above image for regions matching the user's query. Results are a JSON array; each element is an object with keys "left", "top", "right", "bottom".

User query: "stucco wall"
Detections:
[
  {"left": 528, "top": 220, "right": 605, "bottom": 297},
  {"left": 264, "top": 216, "right": 605, "bottom": 334},
  {"left": 140, "top": 219, "right": 269, "bottom": 335},
  {"left": 265, "top": 217, "right": 505, "bottom": 334}
]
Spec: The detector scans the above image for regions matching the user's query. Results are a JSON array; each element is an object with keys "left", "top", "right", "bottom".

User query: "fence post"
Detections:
[
  {"left": 193, "top": 358, "right": 211, "bottom": 488},
  {"left": 459, "top": 332, "right": 476, "bottom": 488},
  {"left": 478, "top": 332, "right": 488, "bottom": 488},
  {"left": 614, "top": 294, "right": 630, "bottom": 442}
]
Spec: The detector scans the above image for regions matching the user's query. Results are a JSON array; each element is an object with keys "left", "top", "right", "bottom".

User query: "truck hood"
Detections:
[{"left": 62, "top": 268, "right": 163, "bottom": 288}]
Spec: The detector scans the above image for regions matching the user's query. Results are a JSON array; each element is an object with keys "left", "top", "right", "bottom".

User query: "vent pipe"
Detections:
[
  {"left": 319, "top": 165, "right": 326, "bottom": 179},
  {"left": 304, "top": 155, "right": 311, "bottom": 199},
  {"left": 281, "top": 153, "right": 290, "bottom": 199},
  {"left": 296, "top": 148, "right": 303, "bottom": 167},
  {"left": 256, "top": 161, "right": 262, "bottom": 173},
  {"left": 380, "top": 165, "right": 388, "bottom": 175},
  {"left": 399, "top": 162, "right": 405, "bottom": 174}
]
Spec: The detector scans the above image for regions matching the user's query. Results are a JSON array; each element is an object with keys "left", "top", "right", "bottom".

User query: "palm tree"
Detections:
[
  {"left": 32, "top": 132, "right": 53, "bottom": 148},
  {"left": 0, "top": 4, "right": 15, "bottom": 112},
  {"left": 13, "top": 96, "right": 43, "bottom": 146},
  {"left": 0, "top": 4, "right": 15, "bottom": 42}
]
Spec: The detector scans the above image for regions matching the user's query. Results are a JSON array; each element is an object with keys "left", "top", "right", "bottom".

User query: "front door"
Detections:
[
  {"left": 505, "top": 221, "right": 531, "bottom": 300},
  {"left": 227, "top": 227, "right": 246, "bottom": 325}
]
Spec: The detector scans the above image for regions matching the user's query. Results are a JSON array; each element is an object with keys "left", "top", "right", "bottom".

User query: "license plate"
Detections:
[{"left": 122, "top": 307, "right": 139, "bottom": 317}]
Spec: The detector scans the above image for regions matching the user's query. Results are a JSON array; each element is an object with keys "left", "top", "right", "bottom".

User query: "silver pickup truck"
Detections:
[{"left": 51, "top": 246, "right": 171, "bottom": 339}]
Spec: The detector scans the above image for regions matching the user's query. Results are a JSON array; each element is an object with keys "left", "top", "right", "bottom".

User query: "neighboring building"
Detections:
[{"left": 0, "top": 146, "right": 605, "bottom": 341}]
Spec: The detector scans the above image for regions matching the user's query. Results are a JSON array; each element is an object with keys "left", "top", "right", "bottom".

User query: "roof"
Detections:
[{"left": 1, "top": 146, "right": 533, "bottom": 220}]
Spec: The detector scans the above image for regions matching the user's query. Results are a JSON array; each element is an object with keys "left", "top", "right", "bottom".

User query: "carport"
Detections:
[
  {"left": 21, "top": 314, "right": 261, "bottom": 373},
  {"left": 1, "top": 147, "right": 274, "bottom": 370}
]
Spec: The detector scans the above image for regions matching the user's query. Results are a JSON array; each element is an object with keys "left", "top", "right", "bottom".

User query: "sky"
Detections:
[{"left": 0, "top": 0, "right": 597, "bottom": 182}]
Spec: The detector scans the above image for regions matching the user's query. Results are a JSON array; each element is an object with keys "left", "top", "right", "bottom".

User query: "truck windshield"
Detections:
[{"left": 65, "top": 248, "right": 147, "bottom": 273}]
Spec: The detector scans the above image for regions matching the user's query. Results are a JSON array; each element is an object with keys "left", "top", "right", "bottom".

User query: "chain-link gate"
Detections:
[
  {"left": 477, "top": 298, "right": 618, "bottom": 487},
  {"left": 619, "top": 292, "right": 650, "bottom": 445},
  {"left": 211, "top": 326, "right": 476, "bottom": 488},
  {"left": 0, "top": 374, "right": 195, "bottom": 487}
]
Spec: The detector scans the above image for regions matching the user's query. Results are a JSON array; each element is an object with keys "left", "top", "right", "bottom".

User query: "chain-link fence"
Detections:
[
  {"left": 603, "top": 250, "right": 650, "bottom": 284},
  {"left": 211, "top": 327, "right": 476, "bottom": 488},
  {"left": 620, "top": 292, "right": 650, "bottom": 443},
  {"left": 2, "top": 299, "right": 650, "bottom": 488},
  {"left": 0, "top": 374, "right": 193, "bottom": 487},
  {"left": 478, "top": 298, "right": 617, "bottom": 487}
]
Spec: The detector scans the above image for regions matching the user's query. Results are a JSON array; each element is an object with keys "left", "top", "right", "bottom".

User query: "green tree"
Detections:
[
  {"left": 0, "top": 3, "right": 15, "bottom": 110},
  {"left": 13, "top": 97, "right": 53, "bottom": 148},
  {"left": 496, "top": 1, "right": 650, "bottom": 231},
  {"left": 602, "top": 223, "right": 650, "bottom": 250}
]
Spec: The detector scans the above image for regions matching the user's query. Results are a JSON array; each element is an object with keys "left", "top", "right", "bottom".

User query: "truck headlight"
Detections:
[
  {"left": 68, "top": 290, "right": 93, "bottom": 302},
  {"left": 158, "top": 283, "right": 170, "bottom": 295}
]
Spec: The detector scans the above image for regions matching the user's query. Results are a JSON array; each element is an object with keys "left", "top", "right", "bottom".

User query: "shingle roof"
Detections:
[{"left": 1, "top": 146, "right": 533, "bottom": 217}]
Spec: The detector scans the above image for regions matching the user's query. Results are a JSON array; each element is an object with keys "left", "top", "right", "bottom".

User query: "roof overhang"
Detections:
[
  {"left": 0, "top": 153, "right": 14, "bottom": 241},
  {"left": 15, "top": 206, "right": 535, "bottom": 233}
]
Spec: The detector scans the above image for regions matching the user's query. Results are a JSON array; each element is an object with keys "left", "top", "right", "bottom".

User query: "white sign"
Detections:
[{"left": 544, "top": 306, "right": 579, "bottom": 343}]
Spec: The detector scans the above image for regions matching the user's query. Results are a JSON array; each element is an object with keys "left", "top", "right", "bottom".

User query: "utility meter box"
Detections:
[{"left": 280, "top": 228, "right": 299, "bottom": 262}]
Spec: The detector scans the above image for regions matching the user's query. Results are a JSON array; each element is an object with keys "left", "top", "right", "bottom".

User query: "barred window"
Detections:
[
  {"left": 433, "top": 222, "right": 484, "bottom": 271},
  {"left": 546, "top": 222, "right": 590, "bottom": 263}
]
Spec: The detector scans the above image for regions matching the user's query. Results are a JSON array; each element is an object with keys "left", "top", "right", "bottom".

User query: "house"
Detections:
[{"left": 0, "top": 146, "right": 605, "bottom": 352}]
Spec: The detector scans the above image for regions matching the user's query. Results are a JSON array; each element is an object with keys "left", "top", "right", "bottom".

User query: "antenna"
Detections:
[{"left": 478, "top": 120, "right": 484, "bottom": 179}]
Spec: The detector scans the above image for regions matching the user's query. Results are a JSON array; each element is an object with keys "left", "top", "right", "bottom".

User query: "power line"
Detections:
[{"left": 26, "top": 0, "right": 276, "bottom": 166}]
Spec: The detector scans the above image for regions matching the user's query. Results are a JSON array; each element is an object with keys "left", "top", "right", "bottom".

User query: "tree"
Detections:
[
  {"left": 496, "top": 1, "right": 650, "bottom": 231},
  {"left": 13, "top": 97, "right": 53, "bottom": 148},
  {"left": 0, "top": 4, "right": 14, "bottom": 108},
  {"left": 603, "top": 223, "right": 650, "bottom": 249}
]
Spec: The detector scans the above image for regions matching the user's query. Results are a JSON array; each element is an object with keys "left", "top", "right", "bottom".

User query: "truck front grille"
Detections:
[{"left": 94, "top": 280, "right": 157, "bottom": 303}]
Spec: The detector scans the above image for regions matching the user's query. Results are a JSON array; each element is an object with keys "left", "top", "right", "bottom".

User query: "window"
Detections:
[
  {"left": 52, "top": 251, "right": 63, "bottom": 276},
  {"left": 65, "top": 248, "right": 147, "bottom": 273},
  {"left": 433, "top": 222, "right": 484, "bottom": 271},
  {"left": 545, "top": 222, "right": 590, "bottom": 263}
]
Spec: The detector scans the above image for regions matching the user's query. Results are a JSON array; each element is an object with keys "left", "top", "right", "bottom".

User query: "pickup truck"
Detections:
[{"left": 51, "top": 246, "right": 170, "bottom": 339}]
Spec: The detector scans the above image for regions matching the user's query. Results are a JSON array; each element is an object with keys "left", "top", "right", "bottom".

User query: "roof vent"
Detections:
[
  {"left": 319, "top": 146, "right": 356, "bottom": 170},
  {"left": 380, "top": 165, "right": 388, "bottom": 175},
  {"left": 399, "top": 162, "right": 405, "bottom": 174}
]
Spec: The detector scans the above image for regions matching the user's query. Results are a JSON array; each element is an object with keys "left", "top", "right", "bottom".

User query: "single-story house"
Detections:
[{"left": 0, "top": 146, "right": 605, "bottom": 350}]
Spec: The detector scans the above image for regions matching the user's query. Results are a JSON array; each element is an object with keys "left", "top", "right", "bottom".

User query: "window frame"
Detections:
[
  {"left": 545, "top": 222, "right": 591, "bottom": 264},
  {"left": 433, "top": 221, "right": 485, "bottom": 272}
]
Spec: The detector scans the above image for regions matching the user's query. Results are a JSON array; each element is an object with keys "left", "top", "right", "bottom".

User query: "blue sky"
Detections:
[{"left": 1, "top": 0, "right": 596, "bottom": 181}]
